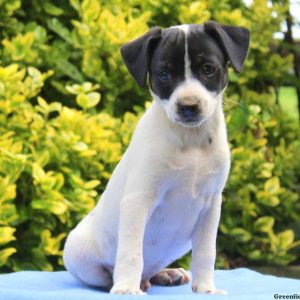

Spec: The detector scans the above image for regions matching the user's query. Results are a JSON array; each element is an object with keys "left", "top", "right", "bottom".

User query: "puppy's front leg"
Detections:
[
  {"left": 191, "top": 195, "right": 226, "bottom": 295},
  {"left": 110, "top": 190, "right": 154, "bottom": 295}
]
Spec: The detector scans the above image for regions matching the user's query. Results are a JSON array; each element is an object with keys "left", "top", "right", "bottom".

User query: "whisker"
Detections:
[{"left": 222, "top": 94, "right": 248, "bottom": 111}]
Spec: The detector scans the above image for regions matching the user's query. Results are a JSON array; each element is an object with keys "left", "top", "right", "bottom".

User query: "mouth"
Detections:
[{"left": 174, "top": 117, "right": 204, "bottom": 128}]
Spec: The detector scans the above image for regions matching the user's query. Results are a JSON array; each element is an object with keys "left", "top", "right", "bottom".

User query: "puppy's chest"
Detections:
[
  {"left": 148, "top": 146, "right": 229, "bottom": 229},
  {"left": 165, "top": 146, "right": 229, "bottom": 199}
]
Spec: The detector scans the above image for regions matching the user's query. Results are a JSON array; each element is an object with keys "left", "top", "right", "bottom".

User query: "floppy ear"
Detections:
[
  {"left": 204, "top": 21, "right": 250, "bottom": 73},
  {"left": 120, "top": 27, "right": 162, "bottom": 87}
]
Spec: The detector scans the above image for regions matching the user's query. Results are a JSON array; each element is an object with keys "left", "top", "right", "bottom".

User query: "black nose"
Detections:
[{"left": 177, "top": 103, "right": 200, "bottom": 119}]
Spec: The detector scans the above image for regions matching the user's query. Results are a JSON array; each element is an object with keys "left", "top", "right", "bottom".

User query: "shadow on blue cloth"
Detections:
[{"left": 0, "top": 268, "right": 299, "bottom": 300}]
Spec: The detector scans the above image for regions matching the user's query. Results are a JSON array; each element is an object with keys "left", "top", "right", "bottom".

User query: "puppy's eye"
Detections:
[
  {"left": 158, "top": 71, "right": 171, "bottom": 81},
  {"left": 201, "top": 64, "right": 216, "bottom": 76}
]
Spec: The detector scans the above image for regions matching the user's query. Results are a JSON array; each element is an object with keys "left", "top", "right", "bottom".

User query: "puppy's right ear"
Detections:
[{"left": 121, "top": 27, "right": 161, "bottom": 88}]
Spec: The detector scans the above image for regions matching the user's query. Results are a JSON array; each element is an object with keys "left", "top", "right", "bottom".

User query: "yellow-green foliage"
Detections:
[
  {"left": 0, "top": 0, "right": 299, "bottom": 272},
  {"left": 0, "top": 63, "right": 139, "bottom": 270}
]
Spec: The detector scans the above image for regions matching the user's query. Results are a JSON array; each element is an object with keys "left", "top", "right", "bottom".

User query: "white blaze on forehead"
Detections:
[
  {"left": 170, "top": 24, "right": 189, "bottom": 33},
  {"left": 170, "top": 24, "right": 192, "bottom": 80}
]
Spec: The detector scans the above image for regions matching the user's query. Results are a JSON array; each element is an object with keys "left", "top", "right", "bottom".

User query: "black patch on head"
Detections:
[
  {"left": 149, "top": 28, "right": 186, "bottom": 100},
  {"left": 188, "top": 24, "right": 228, "bottom": 93}
]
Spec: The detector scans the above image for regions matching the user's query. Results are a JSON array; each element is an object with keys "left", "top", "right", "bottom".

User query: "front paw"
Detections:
[
  {"left": 192, "top": 284, "right": 227, "bottom": 295},
  {"left": 110, "top": 283, "right": 145, "bottom": 295}
]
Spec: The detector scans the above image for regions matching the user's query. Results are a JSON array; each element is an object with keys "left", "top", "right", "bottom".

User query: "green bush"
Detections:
[
  {"left": 0, "top": 63, "right": 141, "bottom": 271},
  {"left": 0, "top": 0, "right": 299, "bottom": 272}
]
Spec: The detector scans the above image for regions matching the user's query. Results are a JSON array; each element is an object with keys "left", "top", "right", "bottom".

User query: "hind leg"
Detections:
[
  {"left": 150, "top": 268, "right": 190, "bottom": 286},
  {"left": 63, "top": 229, "right": 112, "bottom": 289}
]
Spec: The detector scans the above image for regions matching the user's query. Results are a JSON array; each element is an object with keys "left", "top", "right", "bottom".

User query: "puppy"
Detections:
[{"left": 63, "top": 21, "right": 250, "bottom": 295}]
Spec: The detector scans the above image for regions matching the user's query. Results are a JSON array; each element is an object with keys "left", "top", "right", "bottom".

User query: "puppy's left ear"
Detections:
[
  {"left": 204, "top": 21, "right": 250, "bottom": 72},
  {"left": 121, "top": 27, "right": 162, "bottom": 88}
]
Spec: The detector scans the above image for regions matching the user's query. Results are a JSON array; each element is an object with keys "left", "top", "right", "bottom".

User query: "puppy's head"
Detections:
[{"left": 121, "top": 22, "right": 250, "bottom": 127}]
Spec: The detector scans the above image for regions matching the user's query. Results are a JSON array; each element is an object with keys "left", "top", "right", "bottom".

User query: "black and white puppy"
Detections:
[{"left": 63, "top": 21, "right": 250, "bottom": 295}]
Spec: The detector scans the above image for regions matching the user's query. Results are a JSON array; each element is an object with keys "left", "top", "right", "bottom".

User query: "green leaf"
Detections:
[
  {"left": 31, "top": 248, "right": 53, "bottom": 271},
  {"left": 66, "top": 82, "right": 100, "bottom": 94},
  {"left": 0, "top": 204, "right": 19, "bottom": 225},
  {"left": 256, "top": 192, "right": 280, "bottom": 207},
  {"left": 47, "top": 18, "right": 72, "bottom": 43},
  {"left": 278, "top": 230, "right": 294, "bottom": 249},
  {"left": 84, "top": 180, "right": 100, "bottom": 189},
  {"left": 248, "top": 250, "right": 261, "bottom": 260},
  {"left": 69, "top": 0, "right": 81, "bottom": 12},
  {"left": 32, "top": 163, "right": 46, "bottom": 181},
  {"left": 76, "top": 93, "right": 89, "bottom": 108},
  {"left": 40, "top": 230, "right": 66, "bottom": 255},
  {"left": 269, "top": 196, "right": 280, "bottom": 206},
  {"left": 264, "top": 177, "right": 280, "bottom": 194},
  {"left": 86, "top": 92, "right": 101, "bottom": 107},
  {"left": 33, "top": 26, "right": 47, "bottom": 43},
  {"left": 0, "top": 226, "right": 16, "bottom": 245},
  {"left": 48, "top": 102, "right": 62, "bottom": 112},
  {"left": 229, "top": 228, "right": 252, "bottom": 242},
  {"left": 31, "top": 199, "right": 68, "bottom": 215},
  {"left": 76, "top": 92, "right": 101, "bottom": 109},
  {"left": 5, "top": 1, "right": 21, "bottom": 15},
  {"left": 0, "top": 248, "right": 16, "bottom": 267},
  {"left": 249, "top": 104, "right": 261, "bottom": 114},
  {"left": 43, "top": 2, "right": 64, "bottom": 16},
  {"left": 254, "top": 216, "right": 274, "bottom": 233},
  {"left": 54, "top": 59, "right": 84, "bottom": 82},
  {"left": 37, "top": 96, "right": 49, "bottom": 113},
  {"left": 259, "top": 162, "right": 274, "bottom": 178},
  {"left": 28, "top": 67, "right": 42, "bottom": 80},
  {"left": 72, "top": 142, "right": 88, "bottom": 151},
  {"left": 229, "top": 106, "right": 249, "bottom": 131}
]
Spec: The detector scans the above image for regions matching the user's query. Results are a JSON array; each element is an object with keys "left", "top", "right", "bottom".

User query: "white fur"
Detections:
[
  {"left": 151, "top": 79, "right": 220, "bottom": 128},
  {"left": 184, "top": 26, "right": 192, "bottom": 79},
  {"left": 63, "top": 25, "right": 231, "bottom": 295},
  {"left": 171, "top": 24, "right": 189, "bottom": 33}
]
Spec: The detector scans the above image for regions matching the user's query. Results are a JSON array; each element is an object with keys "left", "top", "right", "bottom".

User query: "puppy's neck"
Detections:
[{"left": 151, "top": 100, "right": 227, "bottom": 150}]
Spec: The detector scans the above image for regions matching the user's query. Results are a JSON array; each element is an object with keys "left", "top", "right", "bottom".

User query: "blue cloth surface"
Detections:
[{"left": 0, "top": 268, "right": 299, "bottom": 300}]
